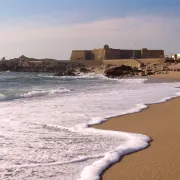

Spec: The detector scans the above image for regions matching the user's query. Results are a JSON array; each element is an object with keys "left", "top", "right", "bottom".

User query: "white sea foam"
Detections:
[
  {"left": 1, "top": 73, "right": 180, "bottom": 180},
  {"left": 39, "top": 73, "right": 148, "bottom": 83},
  {"left": 22, "top": 88, "right": 70, "bottom": 98},
  {"left": 78, "top": 129, "right": 150, "bottom": 180}
]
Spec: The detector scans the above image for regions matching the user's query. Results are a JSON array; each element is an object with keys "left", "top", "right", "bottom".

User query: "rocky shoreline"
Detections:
[{"left": 0, "top": 55, "right": 177, "bottom": 78}]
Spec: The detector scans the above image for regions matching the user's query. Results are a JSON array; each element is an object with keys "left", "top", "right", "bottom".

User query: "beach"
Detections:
[
  {"left": 94, "top": 72, "right": 180, "bottom": 180},
  {"left": 1, "top": 71, "right": 180, "bottom": 180}
]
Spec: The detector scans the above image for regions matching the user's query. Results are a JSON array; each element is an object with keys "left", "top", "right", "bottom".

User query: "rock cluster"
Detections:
[
  {"left": 167, "top": 63, "right": 180, "bottom": 71},
  {"left": 138, "top": 63, "right": 168, "bottom": 76},
  {"left": 104, "top": 63, "right": 169, "bottom": 78},
  {"left": 104, "top": 65, "right": 141, "bottom": 78},
  {"left": 54, "top": 65, "right": 91, "bottom": 76},
  {"left": 0, "top": 56, "right": 88, "bottom": 74}
]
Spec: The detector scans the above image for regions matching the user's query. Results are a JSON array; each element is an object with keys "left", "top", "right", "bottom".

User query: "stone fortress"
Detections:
[
  {"left": 70, "top": 48, "right": 164, "bottom": 61},
  {"left": 70, "top": 47, "right": 164, "bottom": 67}
]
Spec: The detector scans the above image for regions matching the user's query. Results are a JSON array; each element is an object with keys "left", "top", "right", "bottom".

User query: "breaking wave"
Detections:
[
  {"left": 0, "top": 88, "right": 70, "bottom": 101},
  {"left": 39, "top": 73, "right": 148, "bottom": 84}
]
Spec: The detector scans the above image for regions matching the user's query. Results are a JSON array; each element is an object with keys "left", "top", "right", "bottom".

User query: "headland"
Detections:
[{"left": 0, "top": 46, "right": 179, "bottom": 79}]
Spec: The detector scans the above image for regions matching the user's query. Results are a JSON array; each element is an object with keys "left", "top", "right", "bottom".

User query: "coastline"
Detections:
[{"left": 93, "top": 72, "right": 180, "bottom": 180}]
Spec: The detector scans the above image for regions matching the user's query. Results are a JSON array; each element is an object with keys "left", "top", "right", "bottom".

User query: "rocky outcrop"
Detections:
[
  {"left": 0, "top": 56, "right": 90, "bottom": 74},
  {"left": 167, "top": 63, "right": 180, "bottom": 71},
  {"left": 104, "top": 65, "right": 142, "bottom": 78},
  {"left": 54, "top": 70, "right": 76, "bottom": 76},
  {"left": 0, "top": 55, "right": 174, "bottom": 78},
  {"left": 104, "top": 63, "right": 169, "bottom": 78},
  {"left": 54, "top": 66, "right": 77, "bottom": 76},
  {"left": 54, "top": 65, "right": 92, "bottom": 76},
  {"left": 138, "top": 63, "right": 167, "bottom": 76}
]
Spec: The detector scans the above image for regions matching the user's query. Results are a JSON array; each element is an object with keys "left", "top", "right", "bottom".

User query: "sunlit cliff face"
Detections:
[{"left": 0, "top": 15, "right": 180, "bottom": 59}]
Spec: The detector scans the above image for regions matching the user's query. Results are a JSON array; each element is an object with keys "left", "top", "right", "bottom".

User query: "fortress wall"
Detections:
[
  {"left": 70, "top": 50, "right": 90, "bottom": 61},
  {"left": 92, "top": 49, "right": 105, "bottom": 61},
  {"left": 103, "top": 59, "right": 142, "bottom": 68},
  {"left": 71, "top": 60, "right": 103, "bottom": 66},
  {"left": 141, "top": 49, "right": 164, "bottom": 58},
  {"left": 119, "top": 50, "right": 141, "bottom": 59},
  {"left": 85, "top": 51, "right": 94, "bottom": 60},
  {"left": 71, "top": 58, "right": 165, "bottom": 67},
  {"left": 104, "top": 49, "right": 121, "bottom": 59},
  {"left": 70, "top": 48, "right": 165, "bottom": 61},
  {"left": 133, "top": 50, "right": 141, "bottom": 58}
]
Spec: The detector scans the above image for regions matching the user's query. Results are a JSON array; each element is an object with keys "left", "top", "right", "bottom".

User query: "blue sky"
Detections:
[
  {"left": 0, "top": 0, "right": 180, "bottom": 59},
  {"left": 1, "top": 0, "right": 180, "bottom": 23}
]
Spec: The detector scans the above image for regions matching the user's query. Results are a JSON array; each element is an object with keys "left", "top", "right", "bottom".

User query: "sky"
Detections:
[{"left": 0, "top": 0, "right": 180, "bottom": 59}]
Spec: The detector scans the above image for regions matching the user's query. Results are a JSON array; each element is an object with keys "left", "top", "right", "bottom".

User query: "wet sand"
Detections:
[{"left": 94, "top": 72, "right": 180, "bottom": 180}]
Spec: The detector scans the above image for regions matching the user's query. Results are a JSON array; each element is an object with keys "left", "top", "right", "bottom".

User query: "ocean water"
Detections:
[{"left": 0, "top": 72, "right": 180, "bottom": 180}]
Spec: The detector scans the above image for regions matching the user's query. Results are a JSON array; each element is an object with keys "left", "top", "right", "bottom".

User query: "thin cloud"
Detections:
[{"left": 0, "top": 15, "right": 180, "bottom": 59}]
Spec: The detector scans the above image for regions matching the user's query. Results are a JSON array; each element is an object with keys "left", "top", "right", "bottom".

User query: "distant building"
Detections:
[
  {"left": 171, "top": 54, "right": 180, "bottom": 60},
  {"left": 70, "top": 48, "right": 164, "bottom": 61}
]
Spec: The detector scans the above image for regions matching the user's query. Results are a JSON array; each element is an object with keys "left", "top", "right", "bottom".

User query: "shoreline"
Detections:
[{"left": 93, "top": 73, "right": 180, "bottom": 180}]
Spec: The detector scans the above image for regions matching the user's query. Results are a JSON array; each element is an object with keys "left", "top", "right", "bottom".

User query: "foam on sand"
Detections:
[{"left": 78, "top": 127, "right": 150, "bottom": 180}]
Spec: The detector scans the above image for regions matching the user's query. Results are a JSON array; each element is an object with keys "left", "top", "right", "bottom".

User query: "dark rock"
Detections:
[
  {"left": 54, "top": 70, "right": 76, "bottom": 76},
  {"left": 79, "top": 67, "right": 91, "bottom": 73},
  {"left": 0, "top": 55, "right": 90, "bottom": 74},
  {"left": 104, "top": 65, "right": 140, "bottom": 78},
  {"left": 54, "top": 66, "right": 77, "bottom": 76}
]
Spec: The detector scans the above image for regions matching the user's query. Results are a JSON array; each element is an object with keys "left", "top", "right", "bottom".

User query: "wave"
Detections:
[
  {"left": 79, "top": 92, "right": 180, "bottom": 180},
  {"left": 0, "top": 88, "right": 70, "bottom": 101},
  {"left": 1, "top": 73, "right": 178, "bottom": 180},
  {"left": 38, "top": 73, "right": 105, "bottom": 79},
  {"left": 71, "top": 89, "right": 180, "bottom": 180},
  {"left": 39, "top": 73, "right": 148, "bottom": 84}
]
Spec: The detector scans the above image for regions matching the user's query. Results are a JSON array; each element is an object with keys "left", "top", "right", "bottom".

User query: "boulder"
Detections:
[
  {"left": 79, "top": 67, "right": 91, "bottom": 73},
  {"left": 104, "top": 65, "right": 140, "bottom": 78}
]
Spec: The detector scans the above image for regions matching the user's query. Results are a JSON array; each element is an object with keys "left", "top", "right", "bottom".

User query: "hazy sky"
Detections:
[{"left": 0, "top": 0, "right": 180, "bottom": 59}]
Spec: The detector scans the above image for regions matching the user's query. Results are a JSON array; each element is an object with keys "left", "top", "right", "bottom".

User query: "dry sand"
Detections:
[
  {"left": 94, "top": 72, "right": 180, "bottom": 180},
  {"left": 151, "top": 71, "right": 180, "bottom": 79}
]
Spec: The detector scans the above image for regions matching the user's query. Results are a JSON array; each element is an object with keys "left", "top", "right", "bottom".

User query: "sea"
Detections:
[{"left": 0, "top": 71, "right": 180, "bottom": 180}]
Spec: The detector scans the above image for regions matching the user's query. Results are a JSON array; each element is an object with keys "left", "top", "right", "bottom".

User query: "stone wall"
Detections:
[
  {"left": 70, "top": 50, "right": 90, "bottom": 60},
  {"left": 141, "top": 48, "right": 164, "bottom": 58},
  {"left": 70, "top": 48, "right": 165, "bottom": 61},
  {"left": 92, "top": 49, "right": 105, "bottom": 60},
  {"left": 104, "top": 49, "right": 121, "bottom": 59},
  {"left": 71, "top": 59, "right": 103, "bottom": 66},
  {"left": 103, "top": 59, "right": 142, "bottom": 68},
  {"left": 70, "top": 58, "right": 165, "bottom": 68},
  {"left": 119, "top": 50, "right": 141, "bottom": 59},
  {"left": 85, "top": 51, "right": 94, "bottom": 60}
]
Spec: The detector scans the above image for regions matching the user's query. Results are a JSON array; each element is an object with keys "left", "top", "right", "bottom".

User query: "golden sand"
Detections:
[
  {"left": 93, "top": 72, "right": 180, "bottom": 180},
  {"left": 152, "top": 71, "right": 180, "bottom": 79}
]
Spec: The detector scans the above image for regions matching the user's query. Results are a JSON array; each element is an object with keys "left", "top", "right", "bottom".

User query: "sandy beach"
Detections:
[{"left": 94, "top": 72, "right": 180, "bottom": 180}]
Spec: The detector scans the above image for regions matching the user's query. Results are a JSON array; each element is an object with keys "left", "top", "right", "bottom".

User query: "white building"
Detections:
[{"left": 171, "top": 54, "right": 180, "bottom": 60}]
